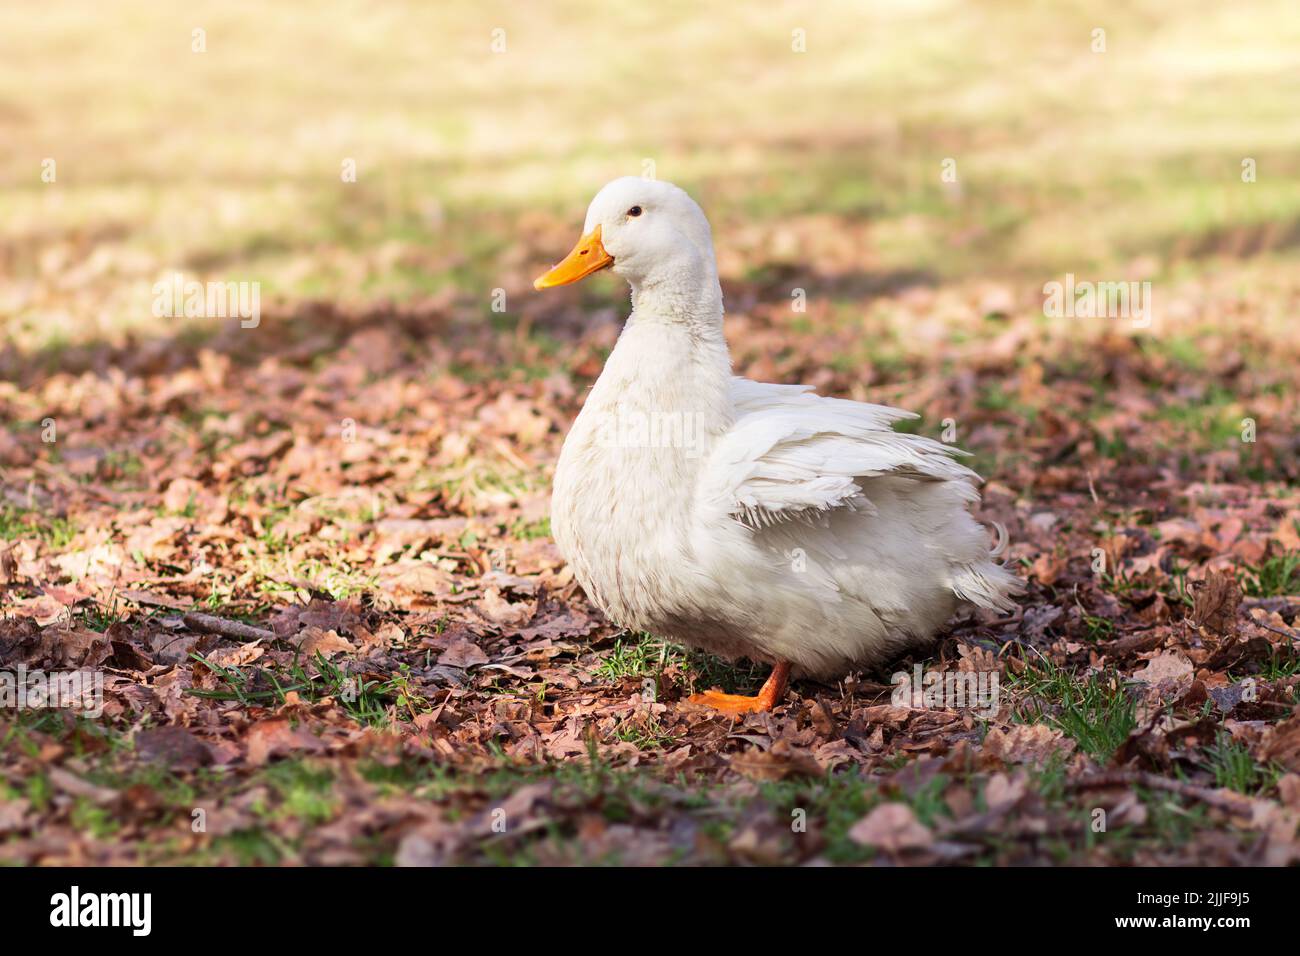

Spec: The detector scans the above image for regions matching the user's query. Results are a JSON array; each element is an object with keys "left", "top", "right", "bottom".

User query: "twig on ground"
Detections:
[
  {"left": 1251, "top": 618, "right": 1299, "bottom": 640},
  {"left": 182, "top": 611, "right": 274, "bottom": 642},
  {"left": 1106, "top": 629, "right": 1167, "bottom": 656},
  {"left": 1068, "top": 770, "right": 1255, "bottom": 814},
  {"left": 1243, "top": 596, "right": 1300, "bottom": 615}
]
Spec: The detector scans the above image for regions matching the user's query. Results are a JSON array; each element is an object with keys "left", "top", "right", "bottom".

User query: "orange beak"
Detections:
[{"left": 533, "top": 225, "right": 614, "bottom": 290}]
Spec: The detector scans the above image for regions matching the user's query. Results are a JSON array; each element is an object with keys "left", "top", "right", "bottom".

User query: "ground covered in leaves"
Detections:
[
  {"left": 5, "top": 0, "right": 1300, "bottom": 867},
  {"left": 3, "top": 251, "right": 1299, "bottom": 866}
]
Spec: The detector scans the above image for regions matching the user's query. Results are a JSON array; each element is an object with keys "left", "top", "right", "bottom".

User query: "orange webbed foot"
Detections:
[
  {"left": 684, "top": 661, "right": 791, "bottom": 715},
  {"left": 685, "top": 688, "right": 773, "bottom": 714}
]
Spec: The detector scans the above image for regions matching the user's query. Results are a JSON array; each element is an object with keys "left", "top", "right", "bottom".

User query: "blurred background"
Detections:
[{"left": 3, "top": 0, "right": 1299, "bottom": 351}]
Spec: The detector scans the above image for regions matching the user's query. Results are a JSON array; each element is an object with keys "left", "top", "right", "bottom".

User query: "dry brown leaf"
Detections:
[
  {"left": 848, "top": 803, "right": 933, "bottom": 852},
  {"left": 245, "top": 717, "right": 327, "bottom": 766},
  {"left": 1192, "top": 568, "right": 1242, "bottom": 636},
  {"left": 984, "top": 772, "right": 1028, "bottom": 812},
  {"left": 477, "top": 587, "right": 536, "bottom": 627},
  {"left": 1260, "top": 711, "right": 1300, "bottom": 771},
  {"left": 294, "top": 626, "right": 356, "bottom": 659},
  {"left": 437, "top": 638, "right": 489, "bottom": 670},
  {"left": 1132, "top": 650, "right": 1195, "bottom": 684},
  {"left": 982, "top": 724, "right": 1077, "bottom": 764}
]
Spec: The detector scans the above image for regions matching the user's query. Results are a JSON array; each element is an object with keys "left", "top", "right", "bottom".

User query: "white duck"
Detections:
[{"left": 535, "top": 177, "right": 1021, "bottom": 713}]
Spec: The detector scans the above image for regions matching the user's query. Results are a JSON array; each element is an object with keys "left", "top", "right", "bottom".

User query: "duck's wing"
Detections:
[{"left": 705, "top": 378, "right": 979, "bottom": 530}]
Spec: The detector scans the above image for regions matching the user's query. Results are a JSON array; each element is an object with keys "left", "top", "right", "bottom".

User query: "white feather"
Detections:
[{"left": 549, "top": 178, "right": 1022, "bottom": 678}]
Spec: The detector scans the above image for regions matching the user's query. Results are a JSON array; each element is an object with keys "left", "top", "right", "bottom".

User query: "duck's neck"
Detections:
[
  {"left": 573, "top": 270, "right": 734, "bottom": 463},
  {"left": 626, "top": 266, "right": 726, "bottom": 346}
]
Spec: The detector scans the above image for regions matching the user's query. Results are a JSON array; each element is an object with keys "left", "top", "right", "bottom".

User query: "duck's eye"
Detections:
[{"left": 627, "top": 205, "right": 642, "bottom": 217}]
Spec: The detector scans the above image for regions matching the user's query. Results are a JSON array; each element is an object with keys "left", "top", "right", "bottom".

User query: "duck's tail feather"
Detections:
[
  {"left": 988, "top": 520, "right": 1009, "bottom": 558},
  {"left": 951, "top": 555, "right": 1024, "bottom": 613}
]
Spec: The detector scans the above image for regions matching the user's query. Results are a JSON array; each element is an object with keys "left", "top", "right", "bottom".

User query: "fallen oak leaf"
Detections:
[
  {"left": 244, "top": 717, "right": 327, "bottom": 766},
  {"left": 228, "top": 430, "right": 293, "bottom": 466},
  {"left": 152, "top": 665, "right": 199, "bottom": 723},
  {"left": 728, "top": 740, "right": 822, "bottom": 781},
  {"left": 1275, "top": 512, "right": 1300, "bottom": 551},
  {"left": 514, "top": 611, "right": 599, "bottom": 642},
  {"left": 1107, "top": 790, "right": 1149, "bottom": 828},
  {"left": 984, "top": 772, "right": 1029, "bottom": 812},
  {"left": 1131, "top": 649, "right": 1194, "bottom": 684},
  {"left": 204, "top": 641, "right": 265, "bottom": 669},
  {"left": 293, "top": 626, "right": 356, "bottom": 660},
  {"left": 1260, "top": 709, "right": 1300, "bottom": 771},
  {"left": 271, "top": 598, "right": 363, "bottom": 638},
  {"left": 981, "top": 724, "right": 1076, "bottom": 765},
  {"left": 437, "top": 638, "right": 489, "bottom": 670},
  {"left": 471, "top": 781, "right": 553, "bottom": 836},
  {"left": 848, "top": 803, "right": 933, "bottom": 853},
  {"left": 1191, "top": 567, "right": 1241, "bottom": 636},
  {"left": 1104, "top": 627, "right": 1168, "bottom": 658},
  {"left": 477, "top": 587, "right": 536, "bottom": 627},
  {"left": 0, "top": 798, "right": 30, "bottom": 835}
]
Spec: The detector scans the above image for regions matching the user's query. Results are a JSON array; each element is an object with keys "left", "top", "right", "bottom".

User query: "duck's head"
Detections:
[{"left": 533, "top": 177, "right": 717, "bottom": 294}]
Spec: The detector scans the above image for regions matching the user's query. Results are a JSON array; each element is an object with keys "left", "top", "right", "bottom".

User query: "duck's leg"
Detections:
[{"left": 686, "top": 660, "right": 791, "bottom": 714}]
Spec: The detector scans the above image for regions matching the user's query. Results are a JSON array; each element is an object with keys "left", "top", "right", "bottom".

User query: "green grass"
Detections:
[
  {"left": 8, "top": 706, "right": 1277, "bottom": 865},
  {"left": 1102, "top": 567, "right": 1144, "bottom": 597},
  {"left": 210, "top": 829, "right": 288, "bottom": 866},
  {"left": 189, "top": 651, "right": 430, "bottom": 726},
  {"left": 1154, "top": 383, "right": 1247, "bottom": 451},
  {"left": 1143, "top": 335, "right": 1207, "bottom": 372},
  {"left": 1079, "top": 613, "right": 1116, "bottom": 641},
  {"left": 1, "top": 709, "right": 131, "bottom": 762},
  {"left": 596, "top": 633, "right": 686, "bottom": 682},
  {"left": 1257, "top": 647, "right": 1300, "bottom": 680},
  {"left": 94, "top": 450, "right": 145, "bottom": 484},
  {"left": 81, "top": 591, "right": 130, "bottom": 631},
  {"left": 252, "top": 556, "right": 380, "bottom": 602},
  {"left": 510, "top": 516, "right": 551, "bottom": 540},
  {"left": 754, "top": 772, "right": 888, "bottom": 864},
  {"left": 1163, "top": 564, "right": 1196, "bottom": 609},
  {"left": 69, "top": 798, "right": 120, "bottom": 839},
  {"left": 1240, "top": 551, "right": 1300, "bottom": 597},
  {"left": 976, "top": 382, "right": 1039, "bottom": 422},
  {"left": 200, "top": 591, "right": 277, "bottom": 626},
  {"left": 1009, "top": 661, "right": 1138, "bottom": 761},
  {"left": 258, "top": 760, "right": 340, "bottom": 825},
  {"left": 6, "top": 1, "right": 1299, "bottom": 348},
  {"left": 596, "top": 631, "right": 765, "bottom": 695},
  {"left": 1198, "top": 732, "right": 1280, "bottom": 795},
  {"left": 1091, "top": 788, "right": 1251, "bottom": 863},
  {"left": 362, "top": 755, "right": 895, "bottom": 863},
  {"left": 0, "top": 504, "right": 78, "bottom": 549},
  {"left": 159, "top": 493, "right": 198, "bottom": 519},
  {"left": 612, "top": 713, "right": 679, "bottom": 750},
  {"left": 24, "top": 772, "right": 53, "bottom": 813}
]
